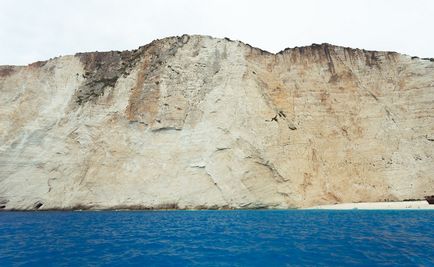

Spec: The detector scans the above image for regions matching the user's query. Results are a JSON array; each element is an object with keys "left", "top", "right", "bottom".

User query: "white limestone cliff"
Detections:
[{"left": 0, "top": 35, "right": 433, "bottom": 210}]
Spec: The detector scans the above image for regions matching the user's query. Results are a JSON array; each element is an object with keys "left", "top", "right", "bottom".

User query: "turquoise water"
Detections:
[{"left": 0, "top": 210, "right": 433, "bottom": 266}]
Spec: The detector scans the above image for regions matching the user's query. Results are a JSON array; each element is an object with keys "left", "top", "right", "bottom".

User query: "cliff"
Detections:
[{"left": 0, "top": 35, "right": 433, "bottom": 210}]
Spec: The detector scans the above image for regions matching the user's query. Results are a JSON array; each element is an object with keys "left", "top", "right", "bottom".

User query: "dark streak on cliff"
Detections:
[
  {"left": 74, "top": 48, "right": 145, "bottom": 105},
  {"left": 73, "top": 35, "right": 194, "bottom": 106},
  {"left": 0, "top": 66, "right": 19, "bottom": 78}
]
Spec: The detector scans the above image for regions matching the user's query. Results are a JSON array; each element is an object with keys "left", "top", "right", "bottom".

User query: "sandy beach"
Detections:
[{"left": 306, "top": 201, "right": 434, "bottom": 210}]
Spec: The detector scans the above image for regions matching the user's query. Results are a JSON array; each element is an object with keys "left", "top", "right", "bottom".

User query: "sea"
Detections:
[{"left": 0, "top": 210, "right": 433, "bottom": 266}]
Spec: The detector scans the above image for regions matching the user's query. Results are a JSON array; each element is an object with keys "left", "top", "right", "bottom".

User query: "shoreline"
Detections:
[
  {"left": 305, "top": 201, "right": 434, "bottom": 210},
  {"left": 1, "top": 201, "right": 433, "bottom": 211}
]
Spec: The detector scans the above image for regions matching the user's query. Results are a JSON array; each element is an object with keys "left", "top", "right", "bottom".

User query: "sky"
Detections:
[{"left": 1, "top": 0, "right": 433, "bottom": 65}]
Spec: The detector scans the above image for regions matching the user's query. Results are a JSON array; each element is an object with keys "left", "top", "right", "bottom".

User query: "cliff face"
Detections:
[{"left": 1, "top": 35, "right": 433, "bottom": 210}]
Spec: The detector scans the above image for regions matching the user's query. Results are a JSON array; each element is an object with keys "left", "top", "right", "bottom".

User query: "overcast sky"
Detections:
[{"left": 1, "top": 0, "right": 433, "bottom": 65}]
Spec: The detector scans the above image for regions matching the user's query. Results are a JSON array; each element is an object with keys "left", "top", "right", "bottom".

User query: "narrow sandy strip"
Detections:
[{"left": 305, "top": 201, "right": 434, "bottom": 210}]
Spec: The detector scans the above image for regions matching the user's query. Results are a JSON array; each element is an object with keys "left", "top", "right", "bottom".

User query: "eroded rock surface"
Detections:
[{"left": 0, "top": 35, "right": 433, "bottom": 210}]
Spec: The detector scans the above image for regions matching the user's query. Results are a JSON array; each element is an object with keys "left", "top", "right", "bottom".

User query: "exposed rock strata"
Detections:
[{"left": 0, "top": 35, "right": 433, "bottom": 210}]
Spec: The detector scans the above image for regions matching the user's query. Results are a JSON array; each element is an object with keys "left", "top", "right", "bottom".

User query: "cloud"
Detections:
[{"left": 1, "top": 0, "right": 433, "bottom": 65}]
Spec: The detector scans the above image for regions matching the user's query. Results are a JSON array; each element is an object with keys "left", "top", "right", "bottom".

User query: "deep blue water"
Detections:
[{"left": 0, "top": 210, "right": 433, "bottom": 266}]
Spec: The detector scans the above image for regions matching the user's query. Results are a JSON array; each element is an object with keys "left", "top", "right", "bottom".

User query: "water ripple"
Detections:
[{"left": 0, "top": 210, "right": 433, "bottom": 266}]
